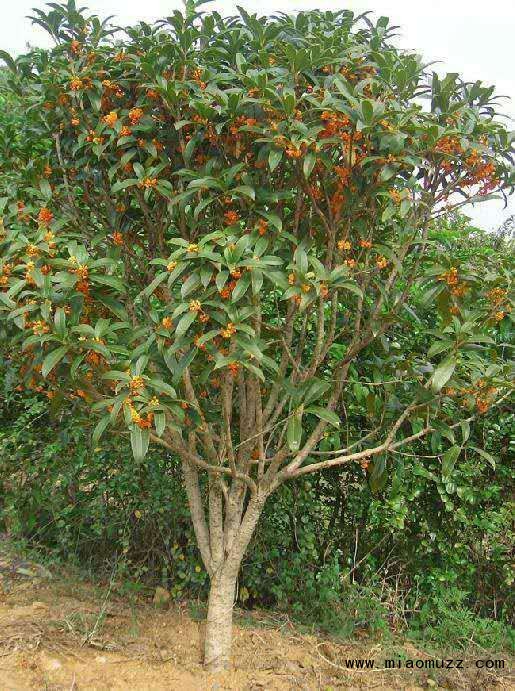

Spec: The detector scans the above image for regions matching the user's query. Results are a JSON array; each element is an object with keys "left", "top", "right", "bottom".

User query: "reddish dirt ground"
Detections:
[{"left": 0, "top": 541, "right": 512, "bottom": 690}]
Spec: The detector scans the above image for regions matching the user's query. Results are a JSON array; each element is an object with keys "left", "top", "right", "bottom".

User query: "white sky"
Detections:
[{"left": 2, "top": 0, "right": 514, "bottom": 230}]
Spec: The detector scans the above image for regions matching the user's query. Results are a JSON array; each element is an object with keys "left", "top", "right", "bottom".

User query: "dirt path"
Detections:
[{"left": 0, "top": 538, "right": 511, "bottom": 690}]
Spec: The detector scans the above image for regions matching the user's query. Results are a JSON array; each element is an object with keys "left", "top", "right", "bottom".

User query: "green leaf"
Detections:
[
  {"left": 369, "top": 455, "right": 387, "bottom": 493},
  {"left": 39, "top": 179, "right": 52, "bottom": 200},
  {"left": 138, "top": 271, "right": 168, "bottom": 299},
  {"left": 337, "top": 281, "right": 363, "bottom": 299},
  {"left": 92, "top": 416, "right": 110, "bottom": 445},
  {"left": 233, "top": 185, "right": 255, "bottom": 200},
  {"left": 149, "top": 378, "right": 176, "bottom": 398},
  {"left": 92, "top": 274, "right": 125, "bottom": 291},
  {"left": 130, "top": 426, "right": 150, "bottom": 462},
  {"left": 431, "top": 355, "right": 456, "bottom": 391},
  {"left": 469, "top": 445, "right": 497, "bottom": 469},
  {"left": 175, "top": 311, "right": 197, "bottom": 338},
  {"left": 42, "top": 346, "right": 68, "bottom": 378},
  {"left": 442, "top": 445, "right": 461, "bottom": 477},
  {"left": 216, "top": 270, "right": 229, "bottom": 292},
  {"left": 111, "top": 178, "right": 138, "bottom": 193},
  {"left": 261, "top": 212, "right": 282, "bottom": 232},
  {"left": 181, "top": 273, "right": 200, "bottom": 298},
  {"left": 287, "top": 409, "right": 303, "bottom": 452},
  {"left": 172, "top": 349, "right": 197, "bottom": 384},
  {"left": 361, "top": 99, "right": 374, "bottom": 124},
  {"left": 231, "top": 273, "right": 251, "bottom": 301},
  {"left": 154, "top": 411, "right": 166, "bottom": 437},
  {"left": 251, "top": 269, "right": 263, "bottom": 294},
  {"left": 428, "top": 340, "right": 453, "bottom": 358},
  {"left": 306, "top": 406, "right": 340, "bottom": 427},
  {"left": 54, "top": 307, "right": 66, "bottom": 338},
  {"left": 303, "top": 152, "right": 316, "bottom": 179},
  {"left": 269, "top": 149, "right": 283, "bottom": 172}
]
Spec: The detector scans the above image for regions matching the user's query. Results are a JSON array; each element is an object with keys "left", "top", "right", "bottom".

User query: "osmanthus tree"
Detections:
[{"left": 0, "top": 0, "right": 513, "bottom": 670}]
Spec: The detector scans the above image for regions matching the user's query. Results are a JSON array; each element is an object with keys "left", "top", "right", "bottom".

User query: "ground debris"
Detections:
[{"left": 0, "top": 537, "right": 512, "bottom": 690}]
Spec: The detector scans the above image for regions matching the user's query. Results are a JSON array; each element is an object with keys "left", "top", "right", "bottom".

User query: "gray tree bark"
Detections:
[{"left": 202, "top": 495, "right": 265, "bottom": 671}]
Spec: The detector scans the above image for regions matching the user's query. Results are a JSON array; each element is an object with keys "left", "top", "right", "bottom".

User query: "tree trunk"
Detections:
[
  {"left": 202, "top": 495, "right": 266, "bottom": 671},
  {"left": 204, "top": 571, "right": 237, "bottom": 671}
]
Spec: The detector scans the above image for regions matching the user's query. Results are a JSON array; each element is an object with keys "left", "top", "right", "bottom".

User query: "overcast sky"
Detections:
[{"left": 2, "top": 0, "right": 513, "bottom": 231}]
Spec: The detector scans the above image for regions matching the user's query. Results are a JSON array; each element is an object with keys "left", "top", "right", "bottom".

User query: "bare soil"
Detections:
[{"left": 0, "top": 538, "right": 512, "bottom": 690}]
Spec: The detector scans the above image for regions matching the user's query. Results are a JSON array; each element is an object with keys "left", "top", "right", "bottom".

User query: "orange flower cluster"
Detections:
[
  {"left": 330, "top": 189, "right": 345, "bottom": 216},
  {"left": 435, "top": 136, "right": 462, "bottom": 156},
  {"left": 38, "top": 208, "right": 53, "bottom": 225},
  {"left": 229, "top": 115, "right": 257, "bottom": 135},
  {"left": 31, "top": 320, "right": 50, "bottom": 335},
  {"left": 129, "top": 376, "right": 145, "bottom": 394},
  {"left": 119, "top": 126, "right": 132, "bottom": 137},
  {"left": 128, "top": 108, "right": 144, "bottom": 125},
  {"left": 257, "top": 218, "right": 268, "bottom": 236},
  {"left": 70, "top": 77, "right": 83, "bottom": 91},
  {"left": 337, "top": 239, "right": 351, "bottom": 251},
  {"left": 220, "top": 280, "right": 237, "bottom": 299},
  {"left": 376, "top": 256, "right": 388, "bottom": 269},
  {"left": 72, "top": 264, "right": 89, "bottom": 280},
  {"left": 359, "top": 239, "right": 372, "bottom": 249},
  {"left": 112, "top": 231, "right": 124, "bottom": 246},
  {"left": 450, "top": 283, "right": 468, "bottom": 298},
  {"left": 86, "top": 130, "right": 104, "bottom": 144},
  {"left": 191, "top": 67, "right": 207, "bottom": 90},
  {"left": 487, "top": 287, "right": 507, "bottom": 305},
  {"left": 221, "top": 322, "right": 236, "bottom": 338},
  {"left": 445, "top": 380, "right": 498, "bottom": 414},
  {"left": 0, "top": 263, "right": 12, "bottom": 288},
  {"left": 389, "top": 189, "right": 402, "bottom": 204},
  {"left": 161, "top": 316, "right": 173, "bottom": 329},
  {"left": 138, "top": 177, "right": 158, "bottom": 189},
  {"left": 128, "top": 402, "right": 154, "bottom": 429},
  {"left": 224, "top": 210, "right": 240, "bottom": 226},
  {"left": 193, "top": 334, "right": 207, "bottom": 351},
  {"left": 464, "top": 161, "right": 498, "bottom": 196},
  {"left": 439, "top": 267, "right": 459, "bottom": 286},
  {"left": 102, "top": 110, "right": 118, "bottom": 127},
  {"left": 486, "top": 287, "right": 510, "bottom": 322},
  {"left": 85, "top": 351, "right": 104, "bottom": 367},
  {"left": 76, "top": 280, "right": 90, "bottom": 297},
  {"left": 285, "top": 145, "right": 303, "bottom": 158},
  {"left": 473, "top": 381, "right": 497, "bottom": 414},
  {"left": 320, "top": 111, "right": 351, "bottom": 139},
  {"left": 334, "top": 166, "right": 351, "bottom": 186}
]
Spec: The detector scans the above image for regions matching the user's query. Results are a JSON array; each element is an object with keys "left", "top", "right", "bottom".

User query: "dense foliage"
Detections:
[
  {"left": 1, "top": 218, "right": 513, "bottom": 649},
  {"left": 0, "top": 0, "right": 513, "bottom": 667}
]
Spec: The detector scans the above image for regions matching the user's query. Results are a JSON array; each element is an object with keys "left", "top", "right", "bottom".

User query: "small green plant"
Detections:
[{"left": 409, "top": 586, "right": 514, "bottom": 652}]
